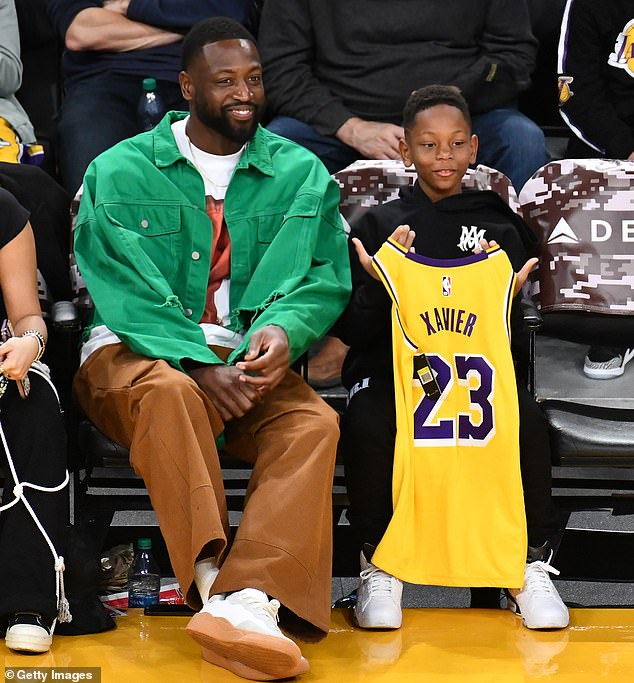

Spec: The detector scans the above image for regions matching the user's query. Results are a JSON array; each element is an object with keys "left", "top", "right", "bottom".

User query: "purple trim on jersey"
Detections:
[
  {"left": 373, "top": 250, "right": 418, "bottom": 350},
  {"left": 395, "top": 308, "right": 418, "bottom": 351},
  {"left": 405, "top": 245, "right": 500, "bottom": 268},
  {"left": 372, "top": 254, "right": 399, "bottom": 304},
  {"left": 503, "top": 268, "right": 514, "bottom": 344}
]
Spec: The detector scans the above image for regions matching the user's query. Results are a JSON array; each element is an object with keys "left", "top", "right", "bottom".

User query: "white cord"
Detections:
[{"left": 0, "top": 364, "right": 71, "bottom": 625}]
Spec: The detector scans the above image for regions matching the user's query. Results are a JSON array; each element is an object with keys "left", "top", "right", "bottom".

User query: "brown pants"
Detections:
[{"left": 73, "top": 343, "right": 339, "bottom": 634}]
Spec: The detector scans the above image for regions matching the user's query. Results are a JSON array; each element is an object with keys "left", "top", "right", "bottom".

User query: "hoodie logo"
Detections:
[
  {"left": 608, "top": 19, "right": 634, "bottom": 78},
  {"left": 458, "top": 225, "right": 486, "bottom": 252}
]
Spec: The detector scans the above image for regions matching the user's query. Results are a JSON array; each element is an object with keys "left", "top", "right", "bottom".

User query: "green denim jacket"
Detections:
[{"left": 74, "top": 111, "right": 351, "bottom": 369}]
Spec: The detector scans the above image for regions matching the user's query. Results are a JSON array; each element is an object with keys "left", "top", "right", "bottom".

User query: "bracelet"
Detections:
[{"left": 22, "top": 329, "right": 46, "bottom": 363}]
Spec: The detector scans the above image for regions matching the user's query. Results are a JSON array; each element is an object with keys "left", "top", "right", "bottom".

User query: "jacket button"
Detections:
[
  {"left": 184, "top": 308, "right": 193, "bottom": 317},
  {"left": 192, "top": 251, "right": 200, "bottom": 260},
  {"left": 140, "top": 219, "right": 149, "bottom": 228}
]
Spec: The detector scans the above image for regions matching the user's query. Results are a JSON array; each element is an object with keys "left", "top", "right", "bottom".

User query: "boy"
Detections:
[{"left": 337, "top": 85, "right": 569, "bottom": 632}]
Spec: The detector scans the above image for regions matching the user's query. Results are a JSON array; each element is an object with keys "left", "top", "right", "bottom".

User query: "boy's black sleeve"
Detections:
[{"left": 336, "top": 212, "right": 392, "bottom": 347}]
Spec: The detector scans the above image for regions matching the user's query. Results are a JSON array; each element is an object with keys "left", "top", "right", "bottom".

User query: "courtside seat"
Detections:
[{"left": 519, "top": 159, "right": 634, "bottom": 550}]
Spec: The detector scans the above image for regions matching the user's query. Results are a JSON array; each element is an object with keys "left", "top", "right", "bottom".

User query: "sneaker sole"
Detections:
[
  {"left": 521, "top": 616, "right": 570, "bottom": 630},
  {"left": 583, "top": 365, "right": 625, "bottom": 379},
  {"left": 508, "top": 605, "right": 569, "bottom": 630},
  {"left": 353, "top": 610, "right": 402, "bottom": 630},
  {"left": 5, "top": 632, "right": 52, "bottom": 653},
  {"left": 186, "top": 613, "right": 304, "bottom": 678},
  {"left": 201, "top": 647, "right": 309, "bottom": 681}
]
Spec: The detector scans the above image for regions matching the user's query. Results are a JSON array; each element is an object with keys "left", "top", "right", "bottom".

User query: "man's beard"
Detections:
[{"left": 195, "top": 94, "right": 263, "bottom": 145}]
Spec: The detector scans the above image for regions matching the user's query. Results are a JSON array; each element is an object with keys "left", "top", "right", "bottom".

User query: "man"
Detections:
[
  {"left": 258, "top": 0, "right": 549, "bottom": 192},
  {"left": 73, "top": 18, "right": 351, "bottom": 680},
  {"left": 48, "top": 0, "right": 254, "bottom": 194},
  {"left": 558, "top": 0, "right": 634, "bottom": 379}
]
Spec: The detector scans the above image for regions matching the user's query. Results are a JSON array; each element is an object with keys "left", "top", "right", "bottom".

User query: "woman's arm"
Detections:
[{"left": 0, "top": 222, "right": 46, "bottom": 380}]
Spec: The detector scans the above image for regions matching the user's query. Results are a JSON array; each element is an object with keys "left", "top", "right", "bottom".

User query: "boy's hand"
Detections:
[
  {"left": 475, "top": 238, "right": 538, "bottom": 296},
  {"left": 352, "top": 224, "right": 416, "bottom": 280}
]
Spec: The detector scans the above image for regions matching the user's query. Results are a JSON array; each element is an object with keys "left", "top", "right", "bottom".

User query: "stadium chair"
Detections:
[{"left": 519, "top": 158, "right": 634, "bottom": 582}]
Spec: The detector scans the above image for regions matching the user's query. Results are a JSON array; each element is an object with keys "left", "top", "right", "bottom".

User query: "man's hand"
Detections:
[
  {"left": 628, "top": 151, "right": 634, "bottom": 161},
  {"left": 352, "top": 224, "right": 416, "bottom": 280},
  {"left": 337, "top": 117, "right": 404, "bottom": 160},
  {"left": 476, "top": 238, "right": 538, "bottom": 296},
  {"left": 235, "top": 325, "right": 290, "bottom": 394},
  {"left": 189, "top": 365, "right": 260, "bottom": 422}
]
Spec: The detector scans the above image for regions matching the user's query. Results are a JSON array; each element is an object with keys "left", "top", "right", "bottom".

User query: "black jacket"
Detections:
[
  {"left": 337, "top": 184, "right": 538, "bottom": 388},
  {"left": 259, "top": 0, "right": 538, "bottom": 135},
  {"left": 558, "top": 0, "right": 634, "bottom": 158}
]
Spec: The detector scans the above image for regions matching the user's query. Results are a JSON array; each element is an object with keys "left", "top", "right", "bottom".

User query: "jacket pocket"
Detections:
[
  {"left": 103, "top": 202, "right": 181, "bottom": 236},
  {"left": 101, "top": 202, "right": 182, "bottom": 282}
]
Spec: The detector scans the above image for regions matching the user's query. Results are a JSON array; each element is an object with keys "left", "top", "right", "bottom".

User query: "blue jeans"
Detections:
[
  {"left": 268, "top": 108, "right": 550, "bottom": 192},
  {"left": 57, "top": 73, "right": 186, "bottom": 196}
]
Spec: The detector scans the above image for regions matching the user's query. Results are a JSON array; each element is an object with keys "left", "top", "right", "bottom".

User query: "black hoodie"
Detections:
[{"left": 337, "top": 184, "right": 538, "bottom": 388}]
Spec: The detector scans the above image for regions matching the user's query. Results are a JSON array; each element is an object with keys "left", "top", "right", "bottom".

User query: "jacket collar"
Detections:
[{"left": 153, "top": 111, "right": 274, "bottom": 177}]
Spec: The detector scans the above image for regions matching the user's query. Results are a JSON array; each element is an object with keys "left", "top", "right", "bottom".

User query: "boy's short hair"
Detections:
[
  {"left": 182, "top": 17, "right": 256, "bottom": 70},
  {"left": 402, "top": 85, "right": 472, "bottom": 131}
]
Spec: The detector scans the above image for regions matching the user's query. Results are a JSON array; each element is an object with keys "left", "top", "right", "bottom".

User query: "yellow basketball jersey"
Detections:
[{"left": 371, "top": 238, "right": 526, "bottom": 588}]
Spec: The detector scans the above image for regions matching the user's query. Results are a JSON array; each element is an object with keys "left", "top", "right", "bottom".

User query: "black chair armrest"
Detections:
[{"left": 520, "top": 295, "right": 543, "bottom": 330}]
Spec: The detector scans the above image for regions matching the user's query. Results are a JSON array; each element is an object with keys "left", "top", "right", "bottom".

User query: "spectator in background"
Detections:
[
  {"left": 558, "top": 0, "right": 634, "bottom": 379},
  {"left": 0, "top": 0, "right": 44, "bottom": 166},
  {"left": 48, "top": 0, "right": 255, "bottom": 195},
  {"left": 259, "top": 0, "right": 549, "bottom": 193}
]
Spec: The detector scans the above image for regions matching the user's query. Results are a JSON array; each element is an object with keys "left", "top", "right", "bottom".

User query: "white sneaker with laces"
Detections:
[
  {"left": 187, "top": 588, "right": 308, "bottom": 680},
  {"left": 583, "top": 346, "right": 634, "bottom": 379},
  {"left": 506, "top": 553, "right": 569, "bottom": 630},
  {"left": 354, "top": 547, "right": 403, "bottom": 629}
]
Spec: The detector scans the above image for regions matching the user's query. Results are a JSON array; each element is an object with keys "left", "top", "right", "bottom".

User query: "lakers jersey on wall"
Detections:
[{"left": 371, "top": 237, "right": 526, "bottom": 588}]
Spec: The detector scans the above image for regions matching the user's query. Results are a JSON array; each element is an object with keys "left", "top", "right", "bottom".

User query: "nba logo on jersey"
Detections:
[{"left": 442, "top": 276, "right": 452, "bottom": 297}]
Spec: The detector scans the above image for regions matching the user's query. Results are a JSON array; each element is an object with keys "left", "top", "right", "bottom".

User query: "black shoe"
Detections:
[{"left": 5, "top": 612, "right": 53, "bottom": 653}]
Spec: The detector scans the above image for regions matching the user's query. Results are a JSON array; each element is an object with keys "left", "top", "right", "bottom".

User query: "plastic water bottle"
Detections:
[
  {"left": 128, "top": 538, "right": 161, "bottom": 608},
  {"left": 137, "top": 78, "right": 165, "bottom": 132}
]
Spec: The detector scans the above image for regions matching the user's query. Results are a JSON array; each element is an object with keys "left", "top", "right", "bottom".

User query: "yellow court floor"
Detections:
[{"left": 2, "top": 608, "right": 634, "bottom": 682}]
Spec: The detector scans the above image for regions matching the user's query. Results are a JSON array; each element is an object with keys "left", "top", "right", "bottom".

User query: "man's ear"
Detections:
[
  {"left": 469, "top": 134, "right": 478, "bottom": 165},
  {"left": 400, "top": 136, "right": 413, "bottom": 167},
  {"left": 179, "top": 71, "right": 193, "bottom": 102}
]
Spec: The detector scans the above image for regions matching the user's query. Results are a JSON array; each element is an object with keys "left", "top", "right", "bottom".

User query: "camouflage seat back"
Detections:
[
  {"left": 519, "top": 159, "right": 634, "bottom": 315},
  {"left": 69, "top": 185, "right": 93, "bottom": 322},
  {"left": 69, "top": 162, "right": 519, "bottom": 317},
  {"left": 334, "top": 160, "right": 520, "bottom": 227}
]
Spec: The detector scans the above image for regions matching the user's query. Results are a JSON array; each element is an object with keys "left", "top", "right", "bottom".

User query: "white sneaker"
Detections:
[
  {"left": 583, "top": 346, "right": 634, "bottom": 379},
  {"left": 5, "top": 612, "right": 53, "bottom": 653},
  {"left": 506, "top": 551, "right": 569, "bottom": 630},
  {"left": 354, "top": 547, "right": 403, "bottom": 629},
  {"left": 186, "top": 588, "right": 309, "bottom": 680}
]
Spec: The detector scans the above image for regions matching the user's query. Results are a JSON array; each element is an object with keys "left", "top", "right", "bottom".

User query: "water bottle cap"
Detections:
[
  {"left": 136, "top": 537, "right": 152, "bottom": 549},
  {"left": 142, "top": 78, "right": 157, "bottom": 92}
]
